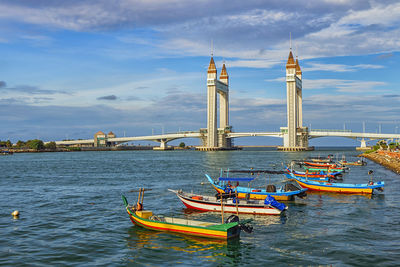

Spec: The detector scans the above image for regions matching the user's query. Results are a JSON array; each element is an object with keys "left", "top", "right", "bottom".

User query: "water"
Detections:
[{"left": 1, "top": 149, "right": 399, "bottom": 266}]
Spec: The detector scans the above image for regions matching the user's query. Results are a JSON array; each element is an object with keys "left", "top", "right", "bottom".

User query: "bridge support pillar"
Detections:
[
  {"left": 153, "top": 139, "right": 173, "bottom": 150},
  {"left": 356, "top": 138, "right": 372, "bottom": 151},
  {"left": 278, "top": 126, "right": 313, "bottom": 151}
]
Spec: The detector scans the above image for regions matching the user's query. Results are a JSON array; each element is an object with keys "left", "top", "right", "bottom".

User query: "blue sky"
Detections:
[{"left": 0, "top": 0, "right": 399, "bottom": 146}]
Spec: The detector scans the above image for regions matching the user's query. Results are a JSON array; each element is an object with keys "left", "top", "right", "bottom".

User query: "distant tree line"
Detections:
[
  {"left": 0, "top": 140, "right": 12, "bottom": 148},
  {"left": 368, "top": 140, "right": 400, "bottom": 153},
  {"left": 0, "top": 139, "right": 57, "bottom": 151}
]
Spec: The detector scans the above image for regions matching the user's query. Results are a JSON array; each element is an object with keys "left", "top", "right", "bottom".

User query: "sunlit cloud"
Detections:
[
  {"left": 303, "top": 63, "right": 384, "bottom": 72},
  {"left": 303, "top": 79, "right": 386, "bottom": 92}
]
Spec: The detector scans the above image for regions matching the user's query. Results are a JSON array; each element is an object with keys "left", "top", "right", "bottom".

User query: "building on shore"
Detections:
[{"left": 94, "top": 131, "right": 117, "bottom": 147}]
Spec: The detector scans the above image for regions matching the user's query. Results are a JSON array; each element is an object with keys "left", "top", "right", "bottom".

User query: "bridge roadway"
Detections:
[
  {"left": 54, "top": 131, "right": 202, "bottom": 147},
  {"left": 54, "top": 130, "right": 400, "bottom": 147}
]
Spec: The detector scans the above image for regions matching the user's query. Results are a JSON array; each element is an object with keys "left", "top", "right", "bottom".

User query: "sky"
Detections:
[{"left": 0, "top": 0, "right": 400, "bottom": 146}]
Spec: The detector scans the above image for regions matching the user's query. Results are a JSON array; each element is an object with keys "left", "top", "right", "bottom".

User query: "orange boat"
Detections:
[{"left": 304, "top": 161, "right": 338, "bottom": 168}]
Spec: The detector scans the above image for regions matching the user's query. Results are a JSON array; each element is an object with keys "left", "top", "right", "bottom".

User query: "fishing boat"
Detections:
[
  {"left": 304, "top": 161, "right": 339, "bottom": 168},
  {"left": 339, "top": 159, "right": 367, "bottom": 166},
  {"left": 122, "top": 189, "right": 253, "bottom": 240},
  {"left": 0, "top": 150, "right": 13, "bottom": 155},
  {"left": 285, "top": 167, "right": 342, "bottom": 180},
  {"left": 205, "top": 174, "right": 307, "bottom": 201},
  {"left": 304, "top": 166, "right": 346, "bottom": 173},
  {"left": 288, "top": 176, "right": 384, "bottom": 194},
  {"left": 308, "top": 155, "right": 333, "bottom": 163},
  {"left": 169, "top": 189, "right": 287, "bottom": 215},
  {"left": 284, "top": 172, "right": 329, "bottom": 182}
]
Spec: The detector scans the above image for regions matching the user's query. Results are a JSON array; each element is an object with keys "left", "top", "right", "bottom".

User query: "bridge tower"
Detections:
[
  {"left": 279, "top": 50, "right": 311, "bottom": 151},
  {"left": 206, "top": 57, "right": 218, "bottom": 148},
  {"left": 200, "top": 57, "right": 232, "bottom": 150}
]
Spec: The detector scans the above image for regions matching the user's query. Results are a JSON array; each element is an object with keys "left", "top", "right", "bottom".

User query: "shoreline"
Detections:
[
  {"left": 362, "top": 151, "right": 400, "bottom": 175},
  {"left": 4, "top": 146, "right": 155, "bottom": 153}
]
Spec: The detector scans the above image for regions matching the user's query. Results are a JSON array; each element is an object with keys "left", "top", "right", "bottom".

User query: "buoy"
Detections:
[{"left": 11, "top": 210, "right": 19, "bottom": 217}]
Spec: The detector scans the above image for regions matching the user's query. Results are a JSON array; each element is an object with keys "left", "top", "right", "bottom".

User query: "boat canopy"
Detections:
[{"left": 218, "top": 177, "right": 255, "bottom": 182}]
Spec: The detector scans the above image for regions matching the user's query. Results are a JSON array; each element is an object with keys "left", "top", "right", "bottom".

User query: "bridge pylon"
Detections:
[
  {"left": 198, "top": 57, "right": 233, "bottom": 151},
  {"left": 278, "top": 50, "right": 313, "bottom": 151}
]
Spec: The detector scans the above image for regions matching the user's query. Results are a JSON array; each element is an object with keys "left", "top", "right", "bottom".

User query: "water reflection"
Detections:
[
  {"left": 203, "top": 151, "right": 232, "bottom": 173},
  {"left": 125, "top": 226, "right": 238, "bottom": 264},
  {"left": 306, "top": 190, "right": 373, "bottom": 200}
]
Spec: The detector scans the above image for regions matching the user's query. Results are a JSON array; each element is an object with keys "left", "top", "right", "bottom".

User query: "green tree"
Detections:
[
  {"left": 179, "top": 142, "right": 186, "bottom": 148},
  {"left": 377, "top": 140, "right": 387, "bottom": 150},
  {"left": 6, "top": 140, "right": 12, "bottom": 148},
  {"left": 45, "top": 141, "right": 57, "bottom": 150},
  {"left": 15, "top": 140, "right": 26, "bottom": 148},
  {"left": 26, "top": 139, "right": 45, "bottom": 150}
]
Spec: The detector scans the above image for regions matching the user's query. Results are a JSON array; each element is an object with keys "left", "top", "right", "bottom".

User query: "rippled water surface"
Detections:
[{"left": 1, "top": 149, "right": 399, "bottom": 266}]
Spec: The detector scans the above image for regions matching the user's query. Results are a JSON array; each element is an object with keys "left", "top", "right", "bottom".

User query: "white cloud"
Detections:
[
  {"left": 220, "top": 59, "right": 282, "bottom": 69},
  {"left": 303, "top": 63, "right": 384, "bottom": 72},
  {"left": 222, "top": 9, "right": 293, "bottom": 26},
  {"left": 1, "top": 1, "right": 399, "bottom": 59},
  {"left": 297, "top": 2, "right": 400, "bottom": 57},
  {"left": 303, "top": 78, "right": 386, "bottom": 92},
  {"left": 340, "top": 2, "right": 400, "bottom": 27}
]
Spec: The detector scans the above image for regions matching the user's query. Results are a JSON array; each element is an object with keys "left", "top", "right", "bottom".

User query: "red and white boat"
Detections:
[
  {"left": 303, "top": 161, "right": 338, "bottom": 168},
  {"left": 169, "top": 189, "right": 287, "bottom": 215}
]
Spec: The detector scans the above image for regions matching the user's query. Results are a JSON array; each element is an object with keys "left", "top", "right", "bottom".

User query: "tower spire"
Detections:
[
  {"left": 220, "top": 62, "right": 228, "bottom": 81},
  {"left": 295, "top": 44, "right": 302, "bottom": 76},
  {"left": 208, "top": 57, "right": 217, "bottom": 74},
  {"left": 211, "top": 39, "right": 214, "bottom": 57},
  {"left": 286, "top": 51, "right": 295, "bottom": 69}
]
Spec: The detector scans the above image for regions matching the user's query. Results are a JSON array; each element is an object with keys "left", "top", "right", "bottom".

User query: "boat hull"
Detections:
[
  {"left": 127, "top": 208, "right": 240, "bottom": 240},
  {"left": 304, "top": 167, "right": 344, "bottom": 172},
  {"left": 293, "top": 177, "right": 384, "bottom": 194},
  {"left": 304, "top": 161, "right": 336, "bottom": 168},
  {"left": 284, "top": 173, "right": 329, "bottom": 182}
]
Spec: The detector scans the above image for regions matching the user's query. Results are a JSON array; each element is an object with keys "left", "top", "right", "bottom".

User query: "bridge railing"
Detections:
[
  {"left": 310, "top": 129, "right": 352, "bottom": 133},
  {"left": 154, "top": 131, "right": 200, "bottom": 135}
]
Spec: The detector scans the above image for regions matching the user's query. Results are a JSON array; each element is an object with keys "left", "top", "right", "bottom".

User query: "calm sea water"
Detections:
[{"left": 1, "top": 149, "right": 399, "bottom": 266}]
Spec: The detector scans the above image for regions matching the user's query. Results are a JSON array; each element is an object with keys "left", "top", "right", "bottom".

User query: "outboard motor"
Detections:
[
  {"left": 240, "top": 223, "right": 253, "bottom": 233},
  {"left": 225, "top": 215, "right": 239, "bottom": 224},
  {"left": 225, "top": 215, "right": 253, "bottom": 233}
]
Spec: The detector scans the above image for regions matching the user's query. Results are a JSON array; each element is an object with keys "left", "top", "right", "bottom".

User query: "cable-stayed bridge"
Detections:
[
  {"left": 53, "top": 52, "right": 400, "bottom": 150},
  {"left": 54, "top": 129, "right": 400, "bottom": 150}
]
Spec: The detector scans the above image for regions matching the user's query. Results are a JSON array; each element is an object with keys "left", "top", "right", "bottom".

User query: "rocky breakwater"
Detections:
[{"left": 362, "top": 151, "right": 400, "bottom": 174}]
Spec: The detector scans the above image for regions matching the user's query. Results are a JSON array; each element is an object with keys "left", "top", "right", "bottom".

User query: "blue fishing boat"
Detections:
[
  {"left": 285, "top": 167, "right": 342, "bottom": 181},
  {"left": 289, "top": 175, "right": 384, "bottom": 194},
  {"left": 205, "top": 174, "right": 307, "bottom": 201},
  {"left": 284, "top": 171, "right": 330, "bottom": 182}
]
